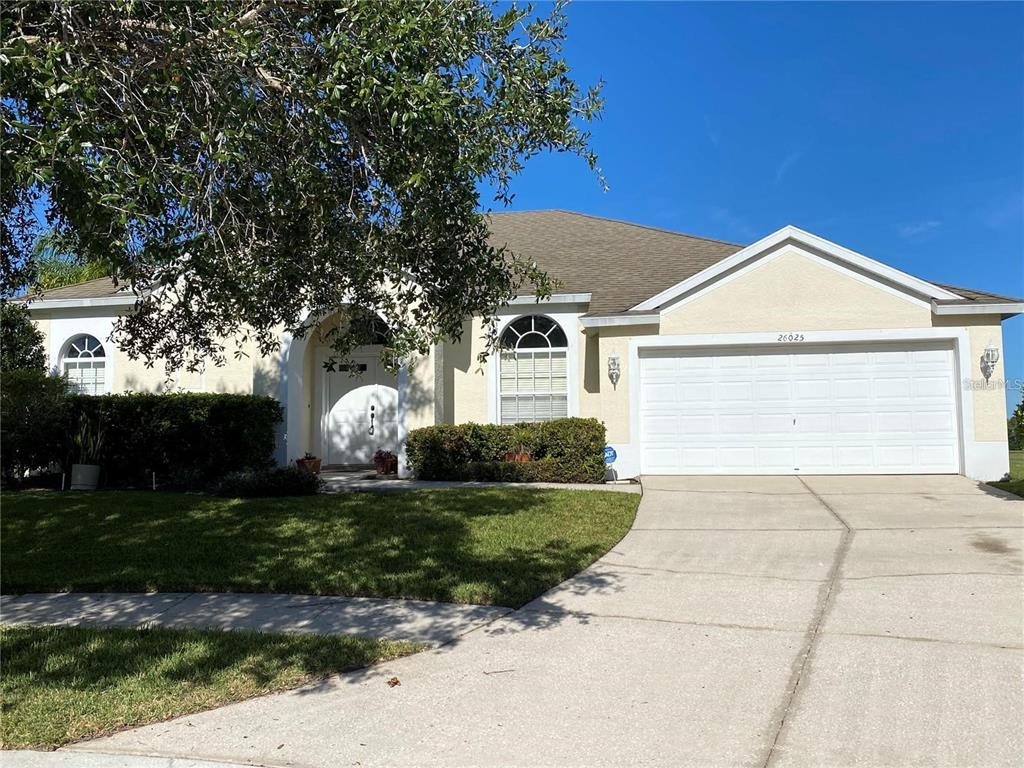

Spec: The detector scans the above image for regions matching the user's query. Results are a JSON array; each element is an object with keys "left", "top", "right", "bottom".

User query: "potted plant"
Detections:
[
  {"left": 296, "top": 452, "right": 321, "bottom": 475},
  {"left": 503, "top": 426, "right": 533, "bottom": 463},
  {"left": 373, "top": 449, "right": 398, "bottom": 475},
  {"left": 70, "top": 414, "right": 104, "bottom": 491}
]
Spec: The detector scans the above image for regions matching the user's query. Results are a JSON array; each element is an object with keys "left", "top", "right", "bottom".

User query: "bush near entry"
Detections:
[{"left": 406, "top": 418, "right": 606, "bottom": 483}]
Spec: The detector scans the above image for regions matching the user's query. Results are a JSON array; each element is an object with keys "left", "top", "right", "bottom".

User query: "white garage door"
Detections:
[{"left": 639, "top": 342, "right": 960, "bottom": 475}]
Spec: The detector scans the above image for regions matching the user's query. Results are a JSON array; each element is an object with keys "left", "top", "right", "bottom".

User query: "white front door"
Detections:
[
  {"left": 316, "top": 348, "right": 399, "bottom": 466},
  {"left": 638, "top": 342, "right": 961, "bottom": 475}
]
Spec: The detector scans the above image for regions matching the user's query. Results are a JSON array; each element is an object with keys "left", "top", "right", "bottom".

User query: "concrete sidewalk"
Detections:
[
  {"left": 0, "top": 592, "right": 511, "bottom": 645},
  {"left": 3, "top": 751, "right": 241, "bottom": 768}
]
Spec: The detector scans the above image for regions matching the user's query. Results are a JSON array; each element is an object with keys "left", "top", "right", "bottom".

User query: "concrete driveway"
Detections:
[{"left": 70, "top": 476, "right": 1023, "bottom": 768}]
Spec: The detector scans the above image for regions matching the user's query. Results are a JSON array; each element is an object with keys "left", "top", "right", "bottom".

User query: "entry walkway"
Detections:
[{"left": 0, "top": 592, "right": 510, "bottom": 645}]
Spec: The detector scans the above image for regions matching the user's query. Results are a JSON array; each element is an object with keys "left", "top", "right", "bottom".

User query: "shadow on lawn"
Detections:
[
  {"left": 1, "top": 488, "right": 633, "bottom": 609},
  {"left": 0, "top": 623, "right": 398, "bottom": 701}
]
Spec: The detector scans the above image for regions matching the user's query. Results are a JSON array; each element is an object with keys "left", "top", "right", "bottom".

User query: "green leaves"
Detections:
[{"left": 2, "top": 0, "right": 601, "bottom": 372}]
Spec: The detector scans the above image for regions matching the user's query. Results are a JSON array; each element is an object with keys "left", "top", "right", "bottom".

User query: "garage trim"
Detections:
[{"left": 623, "top": 327, "right": 980, "bottom": 477}]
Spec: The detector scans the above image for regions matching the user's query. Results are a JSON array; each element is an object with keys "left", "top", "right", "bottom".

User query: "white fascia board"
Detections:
[
  {"left": 22, "top": 296, "right": 137, "bottom": 310},
  {"left": 508, "top": 292, "right": 592, "bottom": 305},
  {"left": 931, "top": 301, "right": 1024, "bottom": 316},
  {"left": 579, "top": 313, "right": 660, "bottom": 328},
  {"left": 629, "top": 225, "right": 961, "bottom": 312}
]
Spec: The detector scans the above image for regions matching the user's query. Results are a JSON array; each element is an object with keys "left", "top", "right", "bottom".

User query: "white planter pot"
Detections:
[{"left": 70, "top": 464, "right": 101, "bottom": 491}]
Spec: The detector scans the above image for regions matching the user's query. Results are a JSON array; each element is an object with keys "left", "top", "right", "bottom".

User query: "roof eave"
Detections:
[
  {"left": 18, "top": 295, "right": 137, "bottom": 310},
  {"left": 931, "top": 300, "right": 1024, "bottom": 317}
]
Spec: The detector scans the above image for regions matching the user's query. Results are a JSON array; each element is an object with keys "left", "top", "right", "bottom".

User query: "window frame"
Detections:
[
  {"left": 60, "top": 333, "right": 110, "bottom": 395},
  {"left": 490, "top": 311, "right": 579, "bottom": 425}
]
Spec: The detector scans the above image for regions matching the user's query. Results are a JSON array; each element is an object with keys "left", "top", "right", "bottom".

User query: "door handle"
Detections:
[{"left": 369, "top": 404, "right": 375, "bottom": 435}]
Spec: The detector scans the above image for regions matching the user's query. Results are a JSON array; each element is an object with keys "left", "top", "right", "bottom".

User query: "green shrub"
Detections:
[
  {"left": 1009, "top": 394, "right": 1023, "bottom": 452},
  {"left": 63, "top": 393, "right": 283, "bottom": 488},
  {"left": 216, "top": 467, "right": 323, "bottom": 497},
  {"left": 0, "top": 370, "right": 71, "bottom": 481},
  {"left": 406, "top": 418, "right": 606, "bottom": 483}
]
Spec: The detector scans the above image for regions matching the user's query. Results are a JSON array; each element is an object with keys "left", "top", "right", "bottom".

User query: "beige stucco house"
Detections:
[{"left": 23, "top": 211, "right": 1023, "bottom": 480}]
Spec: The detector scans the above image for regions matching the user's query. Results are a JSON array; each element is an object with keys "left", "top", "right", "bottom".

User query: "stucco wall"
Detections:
[
  {"left": 934, "top": 315, "right": 1008, "bottom": 443},
  {"left": 660, "top": 247, "right": 932, "bottom": 335},
  {"left": 29, "top": 306, "right": 257, "bottom": 394},
  {"left": 444, "top": 316, "right": 490, "bottom": 424},
  {"left": 405, "top": 347, "right": 436, "bottom": 432}
]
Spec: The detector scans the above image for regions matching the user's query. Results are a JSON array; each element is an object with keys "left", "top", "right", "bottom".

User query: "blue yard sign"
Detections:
[{"left": 603, "top": 446, "right": 617, "bottom": 465}]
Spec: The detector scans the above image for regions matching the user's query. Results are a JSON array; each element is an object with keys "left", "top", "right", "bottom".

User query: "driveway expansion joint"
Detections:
[{"left": 759, "top": 478, "right": 854, "bottom": 768}]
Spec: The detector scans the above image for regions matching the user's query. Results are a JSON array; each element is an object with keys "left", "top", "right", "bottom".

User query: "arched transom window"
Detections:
[
  {"left": 62, "top": 334, "right": 107, "bottom": 395},
  {"left": 499, "top": 315, "right": 568, "bottom": 424}
]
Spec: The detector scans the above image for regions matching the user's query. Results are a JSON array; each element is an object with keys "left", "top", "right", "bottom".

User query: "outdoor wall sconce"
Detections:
[
  {"left": 607, "top": 353, "right": 621, "bottom": 389},
  {"left": 981, "top": 341, "right": 1000, "bottom": 382}
]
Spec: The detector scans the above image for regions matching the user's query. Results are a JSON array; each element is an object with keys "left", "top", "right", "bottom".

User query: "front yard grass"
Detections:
[
  {"left": 0, "top": 625, "right": 420, "bottom": 750},
  {"left": 1, "top": 488, "right": 638, "bottom": 607},
  {"left": 989, "top": 450, "right": 1024, "bottom": 498}
]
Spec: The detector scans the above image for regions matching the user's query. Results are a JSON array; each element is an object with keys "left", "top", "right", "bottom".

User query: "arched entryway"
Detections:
[{"left": 283, "top": 307, "right": 407, "bottom": 470}]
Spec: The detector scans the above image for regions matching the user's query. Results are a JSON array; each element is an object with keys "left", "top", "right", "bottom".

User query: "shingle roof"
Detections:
[
  {"left": 14, "top": 276, "right": 129, "bottom": 301},
  {"left": 487, "top": 210, "right": 743, "bottom": 314},
  {"left": 932, "top": 283, "right": 1024, "bottom": 305},
  {"left": 13, "top": 212, "right": 1020, "bottom": 314}
]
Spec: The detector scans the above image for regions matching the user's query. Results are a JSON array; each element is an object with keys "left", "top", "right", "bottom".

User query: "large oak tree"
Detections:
[{"left": 1, "top": 0, "right": 601, "bottom": 369}]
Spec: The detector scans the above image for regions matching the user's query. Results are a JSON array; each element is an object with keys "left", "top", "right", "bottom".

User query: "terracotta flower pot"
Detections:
[
  {"left": 375, "top": 457, "right": 398, "bottom": 475},
  {"left": 296, "top": 458, "right": 321, "bottom": 475}
]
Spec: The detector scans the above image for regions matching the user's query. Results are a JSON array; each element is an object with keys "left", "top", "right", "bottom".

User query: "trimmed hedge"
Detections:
[
  {"left": 406, "top": 418, "right": 606, "bottom": 483},
  {"left": 0, "top": 369, "right": 71, "bottom": 483},
  {"left": 64, "top": 393, "right": 283, "bottom": 488}
]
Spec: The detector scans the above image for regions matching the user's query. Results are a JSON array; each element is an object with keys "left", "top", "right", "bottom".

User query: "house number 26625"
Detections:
[{"left": 777, "top": 333, "right": 805, "bottom": 342}]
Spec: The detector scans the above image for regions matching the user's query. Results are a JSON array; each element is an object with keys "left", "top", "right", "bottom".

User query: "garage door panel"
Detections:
[
  {"left": 680, "top": 382, "right": 715, "bottom": 403},
  {"left": 680, "top": 415, "right": 716, "bottom": 435},
  {"left": 795, "top": 412, "right": 833, "bottom": 434},
  {"left": 917, "top": 445, "right": 958, "bottom": 470},
  {"left": 718, "top": 355, "right": 753, "bottom": 370},
  {"left": 719, "top": 447, "right": 758, "bottom": 469},
  {"left": 720, "top": 414, "right": 755, "bottom": 434},
  {"left": 757, "top": 413, "right": 795, "bottom": 434},
  {"left": 874, "top": 377, "right": 911, "bottom": 398},
  {"left": 758, "top": 446, "right": 798, "bottom": 470},
  {"left": 913, "top": 376, "right": 953, "bottom": 399},
  {"left": 794, "top": 379, "right": 830, "bottom": 401},
  {"left": 913, "top": 410, "right": 955, "bottom": 433},
  {"left": 681, "top": 447, "right": 718, "bottom": 469},
  {"left": 719, "top": 382, "right": 754, "bottom": 402},
  {"left": 834, "top": 378, "right": 872, "bottom": 401},
  {"left": 835, "top": 412, "right": 872, "bottom": 434},
  {"left": 639, "top": 343, "right": 960, "bottom": 475},
  {"left": 642, "top": 382, "right": 677, "bottom": 406},
  {"left": 757, "top": 380, "right": 792, "bottom": 402}
]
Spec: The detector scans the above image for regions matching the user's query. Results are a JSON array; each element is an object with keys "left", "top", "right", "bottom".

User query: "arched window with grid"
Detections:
[
  {"left": 61, "top": 334, "right": 107, "bottom": 395},
  {"left": 498, "top": 315, "right": 568, "bottom": 424}
]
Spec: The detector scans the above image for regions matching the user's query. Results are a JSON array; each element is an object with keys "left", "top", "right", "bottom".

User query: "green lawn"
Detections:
[
  {"left": 1, "top": 488, "right": 638, "bottom": 607},
  {"left": 990, "top": 450, "right": 1024, "bottom": 498},
  {"left": 0, "top": 625, "right": 420, "bottom": 750}
]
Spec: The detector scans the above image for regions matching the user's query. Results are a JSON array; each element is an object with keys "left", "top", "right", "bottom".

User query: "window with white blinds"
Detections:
[
  {"left": 62, "top": 334, "right": 107, "bottom": 395},
  {"left": 499, "top": 316, "right": 569, "bottom": 424}
]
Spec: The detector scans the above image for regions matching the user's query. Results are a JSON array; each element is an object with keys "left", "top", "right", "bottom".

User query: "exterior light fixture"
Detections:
[
  {"left": 607, "top": 353, "right": 621, "bottom": 389},
  {"left": 981, "top": 341, "right": 1000, "bottom": 382}
]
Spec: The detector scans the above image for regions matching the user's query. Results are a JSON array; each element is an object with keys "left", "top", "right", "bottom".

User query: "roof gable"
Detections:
[{"left": 632, "top": 225, "right": 962, "bottom": 313}]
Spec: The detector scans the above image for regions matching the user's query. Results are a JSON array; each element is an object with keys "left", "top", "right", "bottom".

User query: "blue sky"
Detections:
[{"left": 496, "top": 1, "right": 1023, "bottom": 410}]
